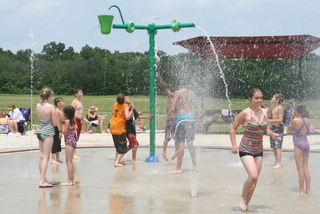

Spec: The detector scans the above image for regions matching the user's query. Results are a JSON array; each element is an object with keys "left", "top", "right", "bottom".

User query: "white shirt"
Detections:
[{"left": 9, "top": 108, "right": 25, "bottom": 121}]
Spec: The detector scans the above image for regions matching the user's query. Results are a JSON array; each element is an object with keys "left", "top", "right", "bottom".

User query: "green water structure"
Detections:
[{"left": 98, "top": 5, "right": 195, "bottom": 162}]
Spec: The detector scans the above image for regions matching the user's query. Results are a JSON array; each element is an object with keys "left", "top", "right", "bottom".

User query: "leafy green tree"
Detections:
[
  {"left": 1, "top": 43, "right": 320, "bottom": 100},
  {"left": 41, "top": 42, "right": 66, "bottom": 60}
]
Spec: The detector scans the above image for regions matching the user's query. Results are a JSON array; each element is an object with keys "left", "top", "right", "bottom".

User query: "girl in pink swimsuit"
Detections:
[{"left": 61, "top": 106, "right": 78, "bottom": 186}]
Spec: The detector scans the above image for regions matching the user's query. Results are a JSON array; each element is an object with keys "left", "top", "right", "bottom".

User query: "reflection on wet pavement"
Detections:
[{"left": 1, "top": 148, "right": 320, "bottom": 213}]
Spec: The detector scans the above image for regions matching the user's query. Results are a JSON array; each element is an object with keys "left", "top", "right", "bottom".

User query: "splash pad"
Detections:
[{"left": 1, "top": 144, "right": 320, "bottom": 213}]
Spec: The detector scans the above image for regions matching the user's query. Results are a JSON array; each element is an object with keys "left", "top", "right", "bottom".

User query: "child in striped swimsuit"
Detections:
[
  {"left": 230, "top": 88, "right": 278, "bottom": 211},
  {"left": 239, "top": 110, "right": 268, "bottom": 157}
]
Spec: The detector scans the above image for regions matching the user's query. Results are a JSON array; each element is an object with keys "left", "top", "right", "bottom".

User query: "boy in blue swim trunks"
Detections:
[
  {"left": 167, "top": 78, "right": 199, "bottom": 174},
  {"left": 156, "top": 72, "right": 177, "bottom": 161}
]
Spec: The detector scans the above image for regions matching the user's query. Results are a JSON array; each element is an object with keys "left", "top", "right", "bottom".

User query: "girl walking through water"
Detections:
[
  {"left": 230, "top": 88, "right": 278, "bottom": 211},
  {"left": 288, "top": 103, "right": 311, "bottom": 194}
]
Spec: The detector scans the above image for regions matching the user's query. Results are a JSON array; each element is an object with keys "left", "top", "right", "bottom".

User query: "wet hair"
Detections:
[
  {"left": 274, "top": 93, "right": 284, "bottom": 104},
  {"left": 74, "top": 89, "right": 82, "bottom": 96},
  {"left": 295, "top": 103, "right": 307, "bottom": 118},
  {"left": 63, "top": 105, "right": 75, "bottom": 127},
  {"left": 116, "top": 93, "right": 125, "bottom": 104},
  {"left": 54, "top": 97, "right": 64, "bottom": 107},
  {"left": 40, "top": 88, "right": 53, "bottom": 100},
  {"left": 248, "top": 88, "right": 262, "bottom": 99}
]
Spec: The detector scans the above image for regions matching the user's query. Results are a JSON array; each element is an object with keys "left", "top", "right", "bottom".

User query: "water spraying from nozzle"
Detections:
[
  {"left": 28, "top": 29, "right": 37, "bottom": 179},
  {"left": 196, "top": 26, "right": 232, "bottom": 109}
]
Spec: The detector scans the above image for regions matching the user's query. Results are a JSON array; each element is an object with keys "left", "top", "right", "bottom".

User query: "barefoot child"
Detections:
[
  {"left": 110, "top": 93, "right": 133, "bottom": 167},
  {"left": 51, "top": 97, "right": 65, "bottom": 164},
  {"left": 167, "top": 78, "right": 200, "bottom": 174},
  {"left": 230, "top": 88, "right": 279, "bottom": 211},
  {"left": 156, "top": 72, "right": 176, "bottom": 161},
  {"left": 287, "top": 103, "right": 311, "bottom": 194},
  {"left": 71, "top": 89, "right": 90, "bottom": 159},
  {"left": 36, "top": 88, "right": 58, "bottom": 188},
  {"left": 268, "top": 93, "right": 285, "bottom": 169},
  {"left": 61, "top": 106, "right": 78, "bottom": 186},
  {"left": 124, "top": 96, "right": 152, "bottom": 163}
]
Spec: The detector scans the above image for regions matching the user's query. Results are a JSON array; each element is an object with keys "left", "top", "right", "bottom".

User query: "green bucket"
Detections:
[{"left": 98, "top": 15, "right": 114, "bottom": 35}]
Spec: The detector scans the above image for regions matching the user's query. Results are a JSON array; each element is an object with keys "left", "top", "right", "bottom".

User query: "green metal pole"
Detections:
[
  {"left": 98, "top": 7, "right": 195, "bottom": 161},
  {"left": 148, "top": 24, "right": 156, "bottom": 158}
]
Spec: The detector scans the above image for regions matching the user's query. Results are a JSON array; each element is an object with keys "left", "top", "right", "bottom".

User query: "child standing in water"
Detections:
[
  {"left": 110, "top": 93, "right": 133, "bottom": 167},
  {"left": 36, "top": 87, "right": 58, "bottom": 188},
  {"left": 51, "top": 97, "right": 65, "bottom": 164},
  {"left": 287, "top": 103, "right": 311, "bottom": 194},
  {"left": 230, "top": 88, "right": 278, "bottom": 211},
  {"left": 268, "top": 93, "right": 285, "bottom": 169},
  {"left": 61, "top": 106, "right": 78, "bottom": 186},
  {"left": 124, "top": 96, "right": 152, "bottom": 163}
]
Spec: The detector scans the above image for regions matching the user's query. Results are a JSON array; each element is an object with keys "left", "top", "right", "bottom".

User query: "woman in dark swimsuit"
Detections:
[
  {"left": 287, "top": 103, "right": 310, "bottom": 194},
  {"left": 230, "top": 88, "right": 278, "bottom": 211}
]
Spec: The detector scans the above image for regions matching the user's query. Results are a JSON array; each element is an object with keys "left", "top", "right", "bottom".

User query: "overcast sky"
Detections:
[{"left": 1, "top": 0, "right": 320, "bottom": 55}]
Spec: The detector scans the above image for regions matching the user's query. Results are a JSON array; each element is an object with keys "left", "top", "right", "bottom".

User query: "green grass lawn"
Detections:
[{"left": 1, "top": 94, "right": 319, "bottom": 133}]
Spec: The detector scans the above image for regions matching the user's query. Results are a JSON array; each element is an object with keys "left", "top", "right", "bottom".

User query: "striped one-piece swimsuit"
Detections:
[{"left": 239, "top": 109, "right": 268, "bottom": 156}]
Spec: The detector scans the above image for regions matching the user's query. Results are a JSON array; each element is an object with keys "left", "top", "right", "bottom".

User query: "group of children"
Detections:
[
  {"left": 46, "top": 96, "right": 78, "bottom": 186},
  {"left": 230, "top": 88, "right": 311, "bottom": 211},
  {"left": 49, "top": 93, "right": 152, "bottom": 188},
  {"left": 109, "top": 94, "right": 152, "bottom": 167},
  {"left": 36, "top": 88, "right": 79, "bottom": 188},
  {"left": 36, "top": 85, "right": 311, "bottom": 212}
]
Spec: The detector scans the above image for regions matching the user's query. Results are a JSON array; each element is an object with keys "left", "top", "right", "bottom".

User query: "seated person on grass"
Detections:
[
  {"left": 87, "top": 106, "right": 106, "bottom": 133},
  {"left": 8, "top": 104, "right": 25, "bottom": 133},
  {"left": 0, "top": 111, "right": 16, "bottom": 134}
]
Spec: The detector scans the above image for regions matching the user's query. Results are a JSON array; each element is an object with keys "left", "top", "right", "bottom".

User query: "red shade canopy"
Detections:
[{"left": 173, "top": 35, "right": 320, "bottom": 59}]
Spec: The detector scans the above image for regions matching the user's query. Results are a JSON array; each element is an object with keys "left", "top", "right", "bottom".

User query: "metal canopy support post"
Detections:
[
  {"left": 200, "top": 39, "right": 205, "bottom": 110},
  {"left": 298, "top": 35, "right": 307, "bottom": 103},
  {"left": 298, "top": 57, "right": 303, "bottom": 103}
]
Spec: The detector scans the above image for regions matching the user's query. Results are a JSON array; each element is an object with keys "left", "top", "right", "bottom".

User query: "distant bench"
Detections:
[{"left": 202, "top": 109, "right": 242, "bottom": 133}]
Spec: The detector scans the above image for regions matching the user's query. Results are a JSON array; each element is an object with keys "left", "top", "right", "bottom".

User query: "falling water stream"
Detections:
[
  {"left": 96, "top": 14, "right": 234, "bottom": 198},
  {"left": 28, "top": 30, "right": 37, "bottom": 179},
  {"left": 182, "top": 25, "right": 234, "bottom": 198},
  {"left": 196, "top": 26, "right": 232, "bottom": 110}
]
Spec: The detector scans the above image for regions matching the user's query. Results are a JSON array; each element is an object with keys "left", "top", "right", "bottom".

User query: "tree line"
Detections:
[{"left": 0, "top": 41, "right": 320, "bottom": 101}]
